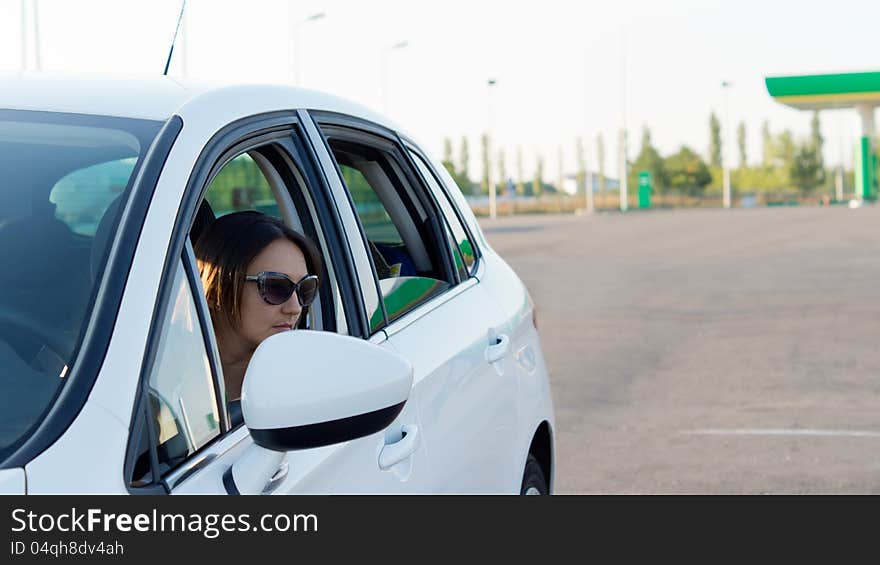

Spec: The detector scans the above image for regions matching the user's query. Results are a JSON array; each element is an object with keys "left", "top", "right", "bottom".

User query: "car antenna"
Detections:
[{"left": 163, "top": 0, "right": 187, "bottom": 76}]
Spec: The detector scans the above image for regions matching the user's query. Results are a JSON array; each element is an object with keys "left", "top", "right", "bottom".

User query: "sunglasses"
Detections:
[{"left": 245, "top": 272, "right": 319, "bottom": 307}]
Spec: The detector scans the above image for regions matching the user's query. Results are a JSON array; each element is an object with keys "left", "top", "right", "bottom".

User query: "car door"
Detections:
[
  {"left": 125, "top": 113, "right": 434, "bottom": 495},
  {"left": 307, "top": 113, "right": 518, "bottom": 493},
  {"left": 405, "top": 142, "right": 522, "bottom": 492}
]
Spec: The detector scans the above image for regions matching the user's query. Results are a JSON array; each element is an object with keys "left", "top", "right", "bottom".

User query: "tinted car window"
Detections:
[
  {"left": 327, "top": 137, "right": 451, "bottom": 330},
  {"left": 143, "top": 261, "right": 221, "bottom": 475},
  {"left": 408, "top": 150, "right": 476, "bottom": 279},
  {"left": 204, "top": 153, "right": 279, "bottom": 218},
  {"left": 0, "top": 110, "right": 161, "bottom": 456}
]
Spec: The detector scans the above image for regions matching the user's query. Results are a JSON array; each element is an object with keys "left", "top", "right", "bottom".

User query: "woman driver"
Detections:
[{"left": 194, "top": 211, "right": 322, "bottom": 404}]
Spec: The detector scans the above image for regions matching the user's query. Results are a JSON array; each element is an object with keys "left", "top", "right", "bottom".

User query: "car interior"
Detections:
[
  {"left": 0, "top": 123, "right": 143, "bottom": 451},
  {"left": 327, "top": 138, "right": 452, "bottom": 323}
]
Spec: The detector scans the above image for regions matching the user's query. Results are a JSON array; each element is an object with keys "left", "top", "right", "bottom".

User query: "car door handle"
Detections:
[
  {"left": 485, "top": 333, "right": 511, "bottom": 364},
  {"left": 378, "top": 425, "right": 420, "bottom": 470}
]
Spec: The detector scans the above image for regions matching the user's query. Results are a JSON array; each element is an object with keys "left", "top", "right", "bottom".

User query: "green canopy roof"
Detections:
[{"left": 766, "top": 71, "right": 880, "bottom": 109}]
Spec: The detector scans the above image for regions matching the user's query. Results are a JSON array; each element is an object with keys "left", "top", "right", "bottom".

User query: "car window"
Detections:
[
  {"left": 408, "top": 149, "right": 477, "bottom": 279},
  {"left": 204, "top": 153, "right": 279, "bottom": 218},
  {"left": 0, "top": 111, "right": 161, "bottom": 459},
  {"left": 50, "top": 158, "right": 138, "bottom": 236},
  {"left": 139, "top": 260, "right": 221, "bottom": 477},
  {"left": 339, "top": 163, "right": 404, "bottom": 245},
  {"left": 198, "top": 146, "right": 342, "bottom": 336},
  {"left": 323, "top": 132, "right": 453, "bottom": 330},
  {"left": 185, "top": 136, "right": 358, "bottom": 426}
]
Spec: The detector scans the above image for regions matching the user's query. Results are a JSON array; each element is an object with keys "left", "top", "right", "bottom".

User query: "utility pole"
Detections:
[
  {"left": 722, "top": 80, "right": 732, "bottom": 209},
  {"left": 618, "top": 26, "right": 628, "bottom": 212},
  {"left": 618, "top": 128, "right": 628, "bottom": 211},
  {"left": 33, "top": 0, "right": 41, "bottom": 70},
  {"left": 293, "top": 12, "right": 326, "bottom": 86},
  {"left": 20, "top": 0, "right": 28, "bottom": 70},
  {"left": 585, "top": 139, "right": 595, "bottom": 213},
  {"left": 487, "top": 78, "right": 498, "bottom": 219},
  {"left": 380, "top": 40, "right": 409, "bottom": 114}
]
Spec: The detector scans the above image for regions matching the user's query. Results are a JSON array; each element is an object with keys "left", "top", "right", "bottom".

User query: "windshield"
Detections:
[{"left": 0, "top": 110, "right": 162, "bottom": 455}]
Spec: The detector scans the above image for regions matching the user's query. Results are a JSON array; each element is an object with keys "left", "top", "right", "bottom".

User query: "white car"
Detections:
[{"left": 0, "top": 73, "right": 555, "bottom": 495}]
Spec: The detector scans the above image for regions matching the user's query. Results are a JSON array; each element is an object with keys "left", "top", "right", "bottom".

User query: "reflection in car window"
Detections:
[
  {"left": 50, "top": 158, "right": 138, "bottom": 236},
  {"left": 409, "top": 150, "right": 476, "bottom": 277},
  {"left": 0, "top": 111, "right": 161, "bottom": 458},
  {"left": 205, "top": 153, "right": 278, "bottom": 218},
  {"left": 327, "top": 137, "right": 451, "bottom": 330},
  {"left": 339, "top": 163, "right": 404, "bottom": 245},
  {"left": 143, "top": 261, "right": 221, "bottom": 475}
]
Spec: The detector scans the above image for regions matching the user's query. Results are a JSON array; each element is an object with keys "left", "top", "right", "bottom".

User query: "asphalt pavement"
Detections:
[{"left": 480, "top": 205, "right": 880, "bottom": 493}]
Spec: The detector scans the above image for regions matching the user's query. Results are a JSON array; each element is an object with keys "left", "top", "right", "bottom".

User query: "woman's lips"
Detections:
[{"left": 273, "top": 323, "right": 293, "bottom": 330}]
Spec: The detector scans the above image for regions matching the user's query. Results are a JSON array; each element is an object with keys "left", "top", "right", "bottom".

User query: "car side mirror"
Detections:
[{"left": 224, "top": 330, "right": 413, "bottom": 495}]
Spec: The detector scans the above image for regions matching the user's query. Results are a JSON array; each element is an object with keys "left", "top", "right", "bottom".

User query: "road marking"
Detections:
[{"left": 681, "top": 428, "right": 880, "bottom": 438}]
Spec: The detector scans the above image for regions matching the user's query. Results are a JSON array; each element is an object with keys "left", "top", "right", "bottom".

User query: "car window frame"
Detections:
[
  {"left": 402, "top": 139, "right": 482, "bottom": 278},
  {"left": 124, "top": 111, "right": 365, "bottom": 493},
  {"left": 199, "top": 138, "right": 338, "bottom": 334},
  {"left": 309, "top": 111, "right": 462, "bottom": 334}
]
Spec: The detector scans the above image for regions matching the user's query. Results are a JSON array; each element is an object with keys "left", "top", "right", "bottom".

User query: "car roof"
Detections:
[{"left": 0, "top": 71, "right": 404, "bottom": 133}]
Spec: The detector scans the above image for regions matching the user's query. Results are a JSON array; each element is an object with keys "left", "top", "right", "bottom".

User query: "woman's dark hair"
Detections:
[{"left": 194, "top": 210, "right": 323, "bottom": 330}]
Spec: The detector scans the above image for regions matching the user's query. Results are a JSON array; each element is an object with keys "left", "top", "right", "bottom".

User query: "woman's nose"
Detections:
[{"left": 280, "top": 294, "right": 301, "bottom": 316}]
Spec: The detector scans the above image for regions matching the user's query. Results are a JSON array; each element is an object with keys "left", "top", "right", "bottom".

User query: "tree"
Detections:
[
  {"left": 790, "top": 142, "right": 823, "bottom": 193},
  {"left": 442, "top": 138, "right": 455, "bottom": 178},
  {"left": 596, "top": 133, "right": 606, "bottom": 192},
  {"left": 773, "top": 130, "right": 795, "bottom": 170},
  {"left": 737, "top": 121, "right": 747, "bottom": 168},
  {"left": 458, "top": 135, "right": 471, "bottom": 192},
  {"left": 480, "top": 133, "right": 491, "bottom": 195},
  {"left": 708, "top": 112, "right": 722, "bottom": 167},
  {"left": 761, "top": 121, "right": 773, "bottom": 167},
  {"left": 664, "top": 146, "right": 712, "bottom": 195},
  {"left": 515, "top": 147, "right": 525, "bottom": 196},
  {"left": 576, "top": 138, "right": 586, "bottom": 193},
  {"left": 629, "top": 126, "right": 666, "bottom": 192},
  {"left": 532, "top": 154, "right": 544, "bottom": 196},
  {"left": 810, "top": 110, "right": 825, "bottom": 173},
  {"left": 497, "top": 149, "right": 506, "bottom": 195}
]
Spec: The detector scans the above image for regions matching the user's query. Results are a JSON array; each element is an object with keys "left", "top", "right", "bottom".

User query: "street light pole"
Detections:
[
  {"left": 293, "top": 12, "right": 325, "bottom": 86},
  {"left": 618, "top": 26, "right": 628, "bottom": 212},
  {"left": 487, "top": 78, "right": 497, "bottom": 219},
  {"left": 722, "top": 80, "right": 732, "bottom": 209},
  {"left": 380, "top": 41, "right": 409, "bottom": 115},
  {"left": 585, "top": 139, "right": 595, "bottom": 213},
  {"left": 32, "top": 0, "right": 41, "bottom": 70},
  {"left": 20, "top": 0, "right": 27, "bottom": 70}
]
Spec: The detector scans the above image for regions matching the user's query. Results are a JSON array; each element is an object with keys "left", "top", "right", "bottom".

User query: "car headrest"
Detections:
[
  {"left": 191, "top": 200, "right": 216, "bottom": 247},
  {"left": 90, "top": 198, "right": 216, "bottom": 282}
]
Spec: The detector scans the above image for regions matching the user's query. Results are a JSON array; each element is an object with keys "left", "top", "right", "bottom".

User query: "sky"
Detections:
[{"left": 2, "top": 0, "right": 878, "bottom": 181}]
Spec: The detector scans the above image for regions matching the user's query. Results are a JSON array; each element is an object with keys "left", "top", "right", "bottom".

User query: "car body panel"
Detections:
[
  {"left": 0, "top": 468, "right": 26, "bottom": 494},
  {"left": 387, "top": 279, "right": 518, "bottom": 492},
  {"left": 172, "top": 338, "right": 435, "bottom": 495}
]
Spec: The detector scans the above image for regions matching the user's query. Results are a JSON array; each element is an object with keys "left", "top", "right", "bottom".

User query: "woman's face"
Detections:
[{"left": 235, "top": 238, "right": 309, "bottom": 351}]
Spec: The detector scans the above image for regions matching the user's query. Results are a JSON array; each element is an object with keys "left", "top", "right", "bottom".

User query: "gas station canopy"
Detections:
[
  {"left": 766, "top": 71, "right": 880, "bottom": 200},
  {"left": 766, "top": 71, "right": 880, "bottom": 110}
]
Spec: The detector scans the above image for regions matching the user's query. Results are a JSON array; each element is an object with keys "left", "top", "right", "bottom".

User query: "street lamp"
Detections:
[
  {"left": 722, "top": 80, "right": 733, "bottom": 209},
  {"left": 380, "top": 41, "right": 410, "bottom": 114},
  {"left": 487, "top": 78, "right": 498, "bottom": 219},
  {"left": 293, "top": 12, "right": 326, "bottom": 86},
  {"left": 20, "top": 0, "right": 27, "bottom": 70}
]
